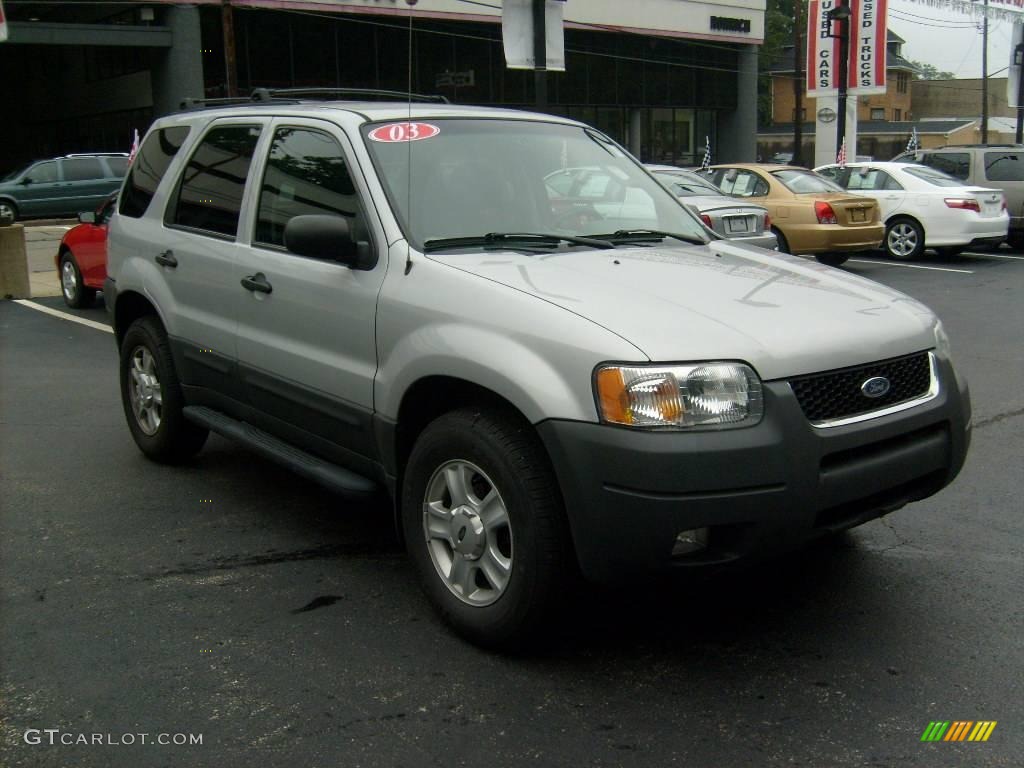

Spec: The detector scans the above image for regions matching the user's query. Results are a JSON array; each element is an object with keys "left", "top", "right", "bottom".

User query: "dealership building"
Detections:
[{"left": 1, "top": 0, "right": 765, "bottom": 174}]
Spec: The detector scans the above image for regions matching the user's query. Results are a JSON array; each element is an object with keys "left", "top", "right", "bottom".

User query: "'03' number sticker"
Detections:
[{"left": 368, "top": 122, "right": 441, "bottom": 143}]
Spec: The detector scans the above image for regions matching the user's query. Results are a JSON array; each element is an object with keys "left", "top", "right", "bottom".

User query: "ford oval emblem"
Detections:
[{"left": 861, "top": 376, "right": 891, "bottom": 398}]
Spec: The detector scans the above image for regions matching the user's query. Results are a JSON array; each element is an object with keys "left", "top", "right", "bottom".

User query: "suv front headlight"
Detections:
[{"left": 595, "top": 362, "right": 764, "bottom": 429}]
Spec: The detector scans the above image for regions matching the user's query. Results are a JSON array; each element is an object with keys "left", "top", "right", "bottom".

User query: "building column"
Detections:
[
  {"left": 152, "top": 5, "right": 204, "bottom": 118},
  {"left": 629, "top": 108, "right": 644, "bottom": 159},
  {"left": 718, "top": 44, "right": 757, "bottom": 163}
]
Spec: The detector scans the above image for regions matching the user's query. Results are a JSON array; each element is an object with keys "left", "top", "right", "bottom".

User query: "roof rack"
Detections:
[
  {"left": 179, "top": 87, "right": 449, "bottom": 112},
  {"left": 943, "top": 143, "right": 1024, "bottom": 149},
  {"left": 63, "top": 152, "right": 130, "bottom": 158}
]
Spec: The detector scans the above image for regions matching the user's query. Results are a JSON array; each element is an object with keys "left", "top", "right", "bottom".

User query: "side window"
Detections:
[
  {"left": 921, "top": 152, "right": 969, "bottom": 181},
  {"left": 105, "top": 157, "right": 129, "bottom": 178},
  {"left": 880, "top": 171, "right": 904, "bottom": 191},
  {"left": 170, "top": 125, "right": 262, "bottom": 238},
  {"left": 719, "top": 170, "right": 763, "bottom": 197},
  {"left": 817, "top": 166, "right": 839, "bottom": 180},
  {"left": 97, "top": 197, "right": 117, "bottom": 224},
  {"left": 984, "top": 152, "right": 1024, "bottom": 181},
  {"left": 255, "top": 127, "right": 364, "bottom": 249},
  {"left": 62, "top": 158, "right": 104, "bottom": 182},
  {"left": 120, "top": 126, "right": 191, "bottom": 218},
  {"left": 25, "top": 161, "right": 58, "bottom": 184}
]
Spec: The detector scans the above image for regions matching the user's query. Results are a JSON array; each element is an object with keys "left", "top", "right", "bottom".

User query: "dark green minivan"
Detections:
[{"left": 0, "top": 153, "right": 128, "bottom": 223}]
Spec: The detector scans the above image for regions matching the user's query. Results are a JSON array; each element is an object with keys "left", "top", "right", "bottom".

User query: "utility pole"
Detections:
[
  {"left": 829, "top": 0, "right": 852, "bottom": 157},
  {"left": 222, "top": 0, "right": 238, "bottom": 98},
  {"left": 533, "top": 0, "right": 547, "bottom": 109},
  {"left": 793, "top": 0, "right": 804, "bottom": 165},
  {"left": 982, "top": 0, "right": 989, "bottom": 143}
]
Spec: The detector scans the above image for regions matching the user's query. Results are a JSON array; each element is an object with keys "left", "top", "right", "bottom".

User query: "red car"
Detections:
[{"left": 56, "top": 193, "right": 115, "bottom": 308}]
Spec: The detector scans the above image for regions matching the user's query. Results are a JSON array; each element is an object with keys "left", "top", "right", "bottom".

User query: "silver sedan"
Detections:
[{"left": 647, "top": 165, "right": 778, "bottom": 251}]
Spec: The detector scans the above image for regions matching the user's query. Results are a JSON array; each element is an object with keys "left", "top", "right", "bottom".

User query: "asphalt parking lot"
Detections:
[{"left": 1, "top": 247, "right": 1022, "bottom": 767}]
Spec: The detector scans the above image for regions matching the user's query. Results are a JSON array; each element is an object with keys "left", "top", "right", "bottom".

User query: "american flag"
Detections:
[
  {"left": 906, "top": 127, "right": 919, "bottom": 153},
  {"left": 836, "top": 138, "right": 847, "bottom": 168},
  {"left": 699, "top": 135, "right": 712, "bottom": 173},
  {"left": 128, "top": 129, "right": 140, "bottom": 165}
]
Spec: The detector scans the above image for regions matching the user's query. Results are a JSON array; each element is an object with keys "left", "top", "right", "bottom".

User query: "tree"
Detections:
[
  {"left": 758, "top": 0, "right": 797, "bottom": 126},
  {"left": 908, "top": 60, "right": 955, "bottom": 80}
]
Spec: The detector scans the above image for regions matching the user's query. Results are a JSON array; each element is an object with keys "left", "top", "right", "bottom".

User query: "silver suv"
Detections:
[
  {"left": 106, "top": 94, "right": 971, "bottom": 648},
  {"left": 893, "top": 144, "right": 1024, "bottom": 248}
]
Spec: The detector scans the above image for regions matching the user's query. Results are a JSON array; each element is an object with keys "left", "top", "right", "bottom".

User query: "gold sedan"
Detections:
[{"left": 707, "top": 164, "right": 885, "bottom": 265}]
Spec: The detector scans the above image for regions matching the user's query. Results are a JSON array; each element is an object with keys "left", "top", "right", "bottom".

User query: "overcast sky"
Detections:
[{"left": 889, "top": 0, "right": 1016, "bottom": 79}]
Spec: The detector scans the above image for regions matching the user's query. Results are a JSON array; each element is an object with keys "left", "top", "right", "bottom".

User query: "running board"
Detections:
[{"left": 183, "top": 406, "right": 378, "bottom": 498}]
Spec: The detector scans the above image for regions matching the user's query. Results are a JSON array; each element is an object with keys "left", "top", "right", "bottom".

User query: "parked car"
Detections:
[
  {"left": 0, "top": 153, "right": 128, "bottom": 223},
  {"left": 105, "top": 94, "right": 970, "bottom": 648},
  {"left": 892, "top": 144, "right": 1024, "bottom": 248},
  {"left": 815, "top": 161, "right": 1008, "bottom": 260},
  {"left": 646, "top": 164, "right": 778, "bottom": 250},
  {"left": 55, "top": 193, "right": 116, "bottom": 308},
  {"left": 707, "top": 164, "right": 885, "bottom": 265}
]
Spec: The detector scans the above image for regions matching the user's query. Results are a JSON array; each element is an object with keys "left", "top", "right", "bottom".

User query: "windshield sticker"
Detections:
[{"left": 368, "top": 122, "right": 440, "bottom": 143}]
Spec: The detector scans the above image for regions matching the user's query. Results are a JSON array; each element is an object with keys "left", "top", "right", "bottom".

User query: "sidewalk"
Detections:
[{"left": 24, "top": 223, "right": 74, "bottom": 298}]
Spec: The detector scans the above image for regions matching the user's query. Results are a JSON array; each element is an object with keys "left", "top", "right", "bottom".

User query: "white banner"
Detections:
[
  {"left": 806, "top": 0, "right": 888, "bottom": 97},
  {"left": 502, "top": 0, "right": 566, "bottom": 71},
  {"left": 1010, "top": 22, "right": 1024, "bottom": 108}
]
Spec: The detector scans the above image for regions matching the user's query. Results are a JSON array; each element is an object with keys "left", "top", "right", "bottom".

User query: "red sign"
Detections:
[
  {"left": 367, "top": 122, "right": 441, "bottom": 143},
  {"left": 806, "top": 0, "right": 887, "bottom": 97}
]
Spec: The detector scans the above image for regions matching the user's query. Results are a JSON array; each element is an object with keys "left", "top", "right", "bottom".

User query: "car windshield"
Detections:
[
  {"left": 1, "top": 164, "right": 31, "bottom": 182},
  {"left": 362, "top": 119, "right": 707, "bottom": 250},
  {"left": 771, "top": 169, "right": 845, "bottom": 194},
  {"left": 903, "top": 166, "right": 964, "bottom": 187},
  {"left": 653, "top": 170, "right": 723, "bottom": 197}
]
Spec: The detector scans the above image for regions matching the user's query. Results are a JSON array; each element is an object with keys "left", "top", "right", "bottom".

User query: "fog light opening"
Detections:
[{"left": 671, "top": 527, "right": 709, "bottom": 558}]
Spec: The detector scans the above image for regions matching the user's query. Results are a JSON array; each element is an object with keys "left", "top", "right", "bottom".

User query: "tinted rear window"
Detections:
[
  {"left": 920, "top": 152, "right": 969, "bottom": 181},
  {"left": 169, "top": 125, "right": 262, "bottom": 238},
  {"left": 984, "top": 152, "right": 1024, "bottom": 181},
  {"left": 62, "top": 158, "right": 104, "bottom": 181},
  {"left": 119, "top": 127, "right": 191, "bottom": 218},
  {"left": 904, "top": 166, "right": 963, "bottom": 187}
]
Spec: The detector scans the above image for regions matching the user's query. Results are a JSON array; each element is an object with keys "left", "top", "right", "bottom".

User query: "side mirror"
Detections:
[
  {"left": 78, "top": 211, "right": 96, "bottom": 224},
  {"left": 19, "top": 177, "right": 33, "bottom": 186},
  {"left": 284, "top": 214, "right": 374, "bottom": 269}
]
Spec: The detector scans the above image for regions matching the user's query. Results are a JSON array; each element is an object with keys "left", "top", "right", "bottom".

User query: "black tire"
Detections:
[
  {"left": 934, "top": 246, "right": 965, "bottom": 258},
  {"left": 0, "top": 199, "right": 17, "bottom": 224},
  {"left": 771, "top": 226, "right": 790, "bottom": 254},
  {"left": 119, "top": 316, "right": 208, "bottom": 463},
  {"left": 401, "top": 406, "right": 570, "bottom": 650},
  {"left": 884, "top": 217, "right": 925, "bottom": 261},
  {"left": 815, "top": 253, "right": 849, "bottom": 267},
  {"left": 1006, "top": 234, "right": 1024, "bottom": 252},
  {"left": 59, "top": 252, "right": 96, "bottom": 308}
]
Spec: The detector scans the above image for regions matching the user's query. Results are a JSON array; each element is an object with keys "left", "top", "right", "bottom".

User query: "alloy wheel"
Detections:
[
  {"left": 61, "top": 259, "right": 79, "bottom": 302},
  {"left": 887, "top": 223, "right": 919, "bottom": 259},
  {"left": 128, "top": 346, "right": 163, "bottom": 436}
]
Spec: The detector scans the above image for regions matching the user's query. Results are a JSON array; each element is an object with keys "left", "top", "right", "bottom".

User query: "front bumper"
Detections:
[{"left": 537, "top": 355, "right": 970, "bottom": 582}]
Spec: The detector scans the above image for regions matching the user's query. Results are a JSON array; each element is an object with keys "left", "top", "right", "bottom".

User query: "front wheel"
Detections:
[
  {"left": 401, "top": 407, "right": 570, "bottom": 649},
  {"left": 0, "top": 200, "right": 17, "bottom": 224},
  {"left": 771, "top": 226, "right": 790, "bottom": 254},
  {"left": 119, "top": 316, "right": 208, "bottom": 463},
  {"left": 59, "top": 253, "right": 96, "bottom": 308},
  {"left": 885, "top": 218, "right": 925, "bottom": 261},
  {"left": 815, "top": 253, "right": 849, "bottom": 267}
]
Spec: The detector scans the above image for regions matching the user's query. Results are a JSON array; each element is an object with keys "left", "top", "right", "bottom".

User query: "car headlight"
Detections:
[
  {"left": 934, "top": 320, "right": 953, "bottom": 360},
  {"left": 595, "top": 362, "right": 764, "bottom": 429}
]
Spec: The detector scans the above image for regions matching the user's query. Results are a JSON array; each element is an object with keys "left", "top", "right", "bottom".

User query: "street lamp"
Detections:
[
  {"left": 1015, "top": 43, "right": 1024, "bottom": 143},
  {"left": 827, "top": 0, "right": 852, "bottom": 159}
]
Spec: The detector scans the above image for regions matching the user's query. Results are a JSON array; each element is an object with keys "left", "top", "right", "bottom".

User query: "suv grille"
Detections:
[{"left": 789, "top": 352, "right": 933, "bottom": 424}]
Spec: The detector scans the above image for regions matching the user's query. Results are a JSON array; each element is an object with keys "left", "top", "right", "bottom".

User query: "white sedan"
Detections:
[{"left": 814, "top": 161, "right": 1008, "bottom": 260}]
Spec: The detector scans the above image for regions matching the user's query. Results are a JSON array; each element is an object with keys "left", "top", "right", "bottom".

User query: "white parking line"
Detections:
[
  {"left": 12, "top": 299, "right": 113, "bottom": 334},
  {"left": 848, "top": 259, "right": 974, "bottom": 274},
  {"left": 960, "top": 252, "right": 1024, "bottom": 261}
]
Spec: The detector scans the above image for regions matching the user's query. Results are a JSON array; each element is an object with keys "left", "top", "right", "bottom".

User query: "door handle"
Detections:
[
  {"left": 241, "top": 273, "right": 273, "bottom": 294},
  {"left": 155, "top": 250, "right": 178, "bottom": 268}
]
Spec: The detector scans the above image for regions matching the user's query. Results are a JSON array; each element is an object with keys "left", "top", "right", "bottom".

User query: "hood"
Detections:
[{"left": 428, "top": 241, "right": 938, "bottom": 381}]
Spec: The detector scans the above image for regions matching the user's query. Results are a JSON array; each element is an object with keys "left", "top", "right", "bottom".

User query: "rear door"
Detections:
[
  {"left": 980, "top": 150, "right": 1024, "bottom": 222},
  {"left": 233, "top": 118, "right": 387, "bottom": 466},
  {"left": 844, "top": 167, "right": 906, "bottom": 220},
  {"left": 59, "top": 157, "right": 111, "bottom": 215}
]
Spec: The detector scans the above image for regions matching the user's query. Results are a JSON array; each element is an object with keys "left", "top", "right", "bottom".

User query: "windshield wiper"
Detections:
[
  {"left": 424, "top": 232, "right": 615, "bottom": 252},
  {"left": 587, "top": 229, "right": 706, "bottom": 246}
]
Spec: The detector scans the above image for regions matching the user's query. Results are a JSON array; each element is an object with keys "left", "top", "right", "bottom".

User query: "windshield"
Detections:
[
  {"left": 362, "top": 119, "right": 707, "bottom": 250},
  {"left": 1, "top": 163, "right": 31, "bottom": 182},
  {"left": 772, "top": 169, "right": 845, "bottom": 194},
  {"left": 653, "top": 170, "right": 723, "bottom": 197},
  {"left": 903, "top": 166, "right": 964, "bottom": 188}
]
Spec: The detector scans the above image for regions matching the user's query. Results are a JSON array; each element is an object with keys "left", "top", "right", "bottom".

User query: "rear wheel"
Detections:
[
  {"left": 119, "top": 316, "right": 208, "bottom": 463},
  {"left": 59, "top": 252, "right": 96, "bottom": 308},
  {"left": 885, "top": 218, "right": 925, "bottom": 261},
  {"left": 0, "top": 200, "right": 17, "bottom": 224},
  {"left": 401, "top": 406, "right": 570, "bottom": 650},
  {"left": 815, "top": 253, "right": 849, "bottom": 267},
  {"left": 771, "top": 226, "right": 790, "bottom": 254}
]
